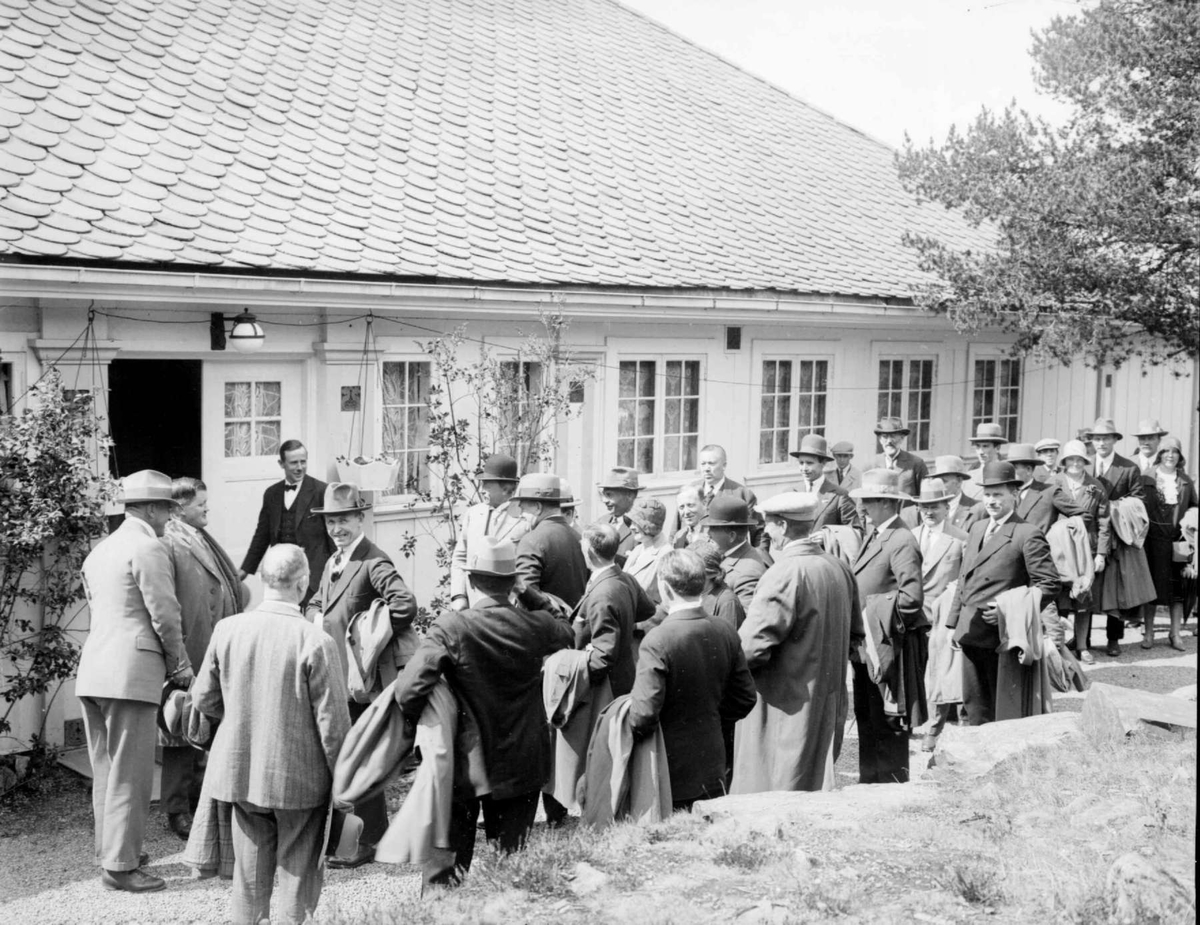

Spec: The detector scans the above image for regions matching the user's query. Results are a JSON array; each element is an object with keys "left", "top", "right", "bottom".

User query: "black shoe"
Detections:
[
  {"left": 327, "top": 846, "right": 375, "bottom": 869},
  {"left": 168, "top": 812, "right": 193, "bottom": 841},
  {"left": 139, "top": 852, "right": 149, "bottom": 867},
  {"left": 102, "top": 869, "right": 165, "bottom": 893},
  {"left": 1105, "top": 641, "right": 1121, "bottom": 658}
]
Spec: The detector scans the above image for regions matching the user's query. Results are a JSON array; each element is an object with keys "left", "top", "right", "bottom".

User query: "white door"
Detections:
[{"left": 202, "top": 361, "right": 305, "bottom": 604}]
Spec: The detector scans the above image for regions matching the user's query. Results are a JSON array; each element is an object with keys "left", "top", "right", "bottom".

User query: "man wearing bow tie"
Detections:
[{"left": 239, "top": 440, "right": 334, "bottom": 608}]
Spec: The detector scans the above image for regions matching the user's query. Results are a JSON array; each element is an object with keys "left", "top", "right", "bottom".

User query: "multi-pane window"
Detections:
[
  {"left": 497, "top": 360, "right": 543, "bottom": 468},
  {"left": 382, "top": 361, "right": 431, "bottom": 494},
  {"left": 757, "top": 358, "right": 829, "bottom": 464},
  {"left": 224, "top": 381, "right": 281, "bottom": 457},
  {"left": 972, "top": 358, "right": 1021, "bottom": 443},
  {"left": 618, "top": 358, "right": 702, "bottom": 474},
  {"left": 877, "top": 359, "right": 935, "bottom": 452}
]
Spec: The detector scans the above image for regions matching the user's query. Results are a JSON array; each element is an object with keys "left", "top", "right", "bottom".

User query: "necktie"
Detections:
[
  {"left": 920, "top": 528, "right": 932, "bottom": 557},
  {"left": 330, "top": 551, "right": 344, "bottom": 582},
  {"left": 836, "top": 469, "right": 844, "bottom": 484},
  {"left": 704, "top": 484, "right": 715, "bottom": 505},
  {"left": 484, "top": 506, "right": 493, "bottom": 535},
  {"left": 886, "top": 457, "right": 895, "bottom": 471},
  {"left": 984, "top": 519, "right": 999, "bottom": 545},
  {"left": 803, "top": 479, "right": 812, "bottom": 493},
  {"left": 283, "top": 483, "right": 298, "bottom": 492}
]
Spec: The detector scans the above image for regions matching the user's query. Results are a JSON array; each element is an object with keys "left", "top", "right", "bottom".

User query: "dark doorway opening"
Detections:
[{"left": 108, "top": 358, "right": 203, "bottom": 483}]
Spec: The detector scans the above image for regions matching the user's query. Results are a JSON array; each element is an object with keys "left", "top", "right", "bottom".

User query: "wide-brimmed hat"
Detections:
[
  {"left": 597, "top": 466, "right": 641, "bottom": 492},
  {"left": 929, "top": 455, "right": 968, "bottom": 480},
  {"left": 313, "top": 482, "right": 371, "bottom": 514},
  {"left": 969, "top": 422, "right": 1007, "bottom": 445},
  {"left": 478, "top": 454, "right": 519, "bottom": 483},
  {"left": 789, "top": 433, "right": 833, "bottom": 462},
  {"left": 158, "top": 685, "right": 192, "bottom": 738},
  {"left": 758, "top": 491, "right": 819, "bottom": 522},
  {"left": 629, "top": 497, "right": 666, "bottom": 534},
  {"left": 874, "top": 417, "right": 910, "bottom": 436},
  {"left": 559, "top": 479, "right": 577, "bottom": 510},
  {"left": 1005, "top": 443, "right": 1040, "bottom": 466},
  {"left": 1034, "top": 438, "right": 1061, "bottom": 454},
  {"left": 914, "top": 479, "right": 955, "bottom": 505},
  {"left": 1155, "top": 436, "right": 1186, "bottom": 466},
  {"left": 979, "top": 461, "right": 1022, "bottom": 488},
  {"left": 1132, "top": 419, "right": 1168, "bottom": 438},
  {"left": 120, "top": 469, "right": 176, "bottom": 505},
  {"left": 466, "top": 536, "right": 518, "bottom": 577},
  {"left": 699, "top": 496, "right": 756, "bottom": 527},
  {"left": 1086, "top": 418, "right": 1122, "bottom": 439},
  {"left": 1059, "top": 440, "right": 1090, "bottom": 463},
  {"left": 849, "top": 469, "right": 912, "bottom": 502},
  {"left": 511, "top": 473, "right": 562, "bottom": 502}
]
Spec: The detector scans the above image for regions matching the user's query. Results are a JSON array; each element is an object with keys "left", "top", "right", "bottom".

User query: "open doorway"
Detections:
[{"left": 108, "top": 358, "right": 203, "bottom": 484}]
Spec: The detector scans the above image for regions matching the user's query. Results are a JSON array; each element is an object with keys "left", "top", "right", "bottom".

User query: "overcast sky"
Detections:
[{"left": 619, "top": 0, "right": 1077, "bottom": 149}]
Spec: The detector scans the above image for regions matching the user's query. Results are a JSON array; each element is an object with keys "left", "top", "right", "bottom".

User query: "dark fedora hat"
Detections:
[
  {"left": 979, "top": 461, "right": 1022, "bottom": 488},
  {"left": 698, "top": 495, "right": 756, "bottom": 527},
  {"left": 478, "top": 454, "right": 519, "bottom": 483}
]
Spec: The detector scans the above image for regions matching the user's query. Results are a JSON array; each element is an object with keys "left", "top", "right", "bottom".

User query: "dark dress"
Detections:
[{"left": 1141, "top": 469, "right": 1198, "bottom": 607}]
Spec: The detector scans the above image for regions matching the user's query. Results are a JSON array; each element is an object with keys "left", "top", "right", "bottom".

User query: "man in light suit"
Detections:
[
  {"left": 962, "top": 422, "right": 1007, "bottom": 500},
  {"left": 873, "top": 417, "right": 928, "bottom": 498},
  {"left": 945, "top": 463, "right": 1061, "bottom": 725},
  {"left": 449, "top": 454, "right": 529, "bottom": 609},
  {"left": 826, "top": 441, "right": 863, "bottom": 493},
  {"left": 193, "top": 544, "right": 350, "bottom": 925},
  {"left": 701, "top": 496, "right": 768, "bottom": 611},
  {"left": 306, "top": 482, "right": 417, "bottom": 868},
  {"left": 77, "top": 470, "right": 193, "bottom": 893},
  {"left": 593, "top": 466, "right": 642, "bottom": 566},
  {"left": 909, "top": 479, "right": 967, "bottom": 750},
  {"left": 1007, "top": 444, "right": 1057, "bottom": 534},
  {"left": 240, "top": 439, "right": 334, "bottom": 608},
  {"left": 790, "top": 433, "right": 861, "bottom": 532},
  {"left": 158, "top": 477, "right": 249, "bottom": 841},
  {"left": 902, "top": 456, "right": 981, "bottom": 531},
  {"left": 1034, "top": 438, "right": 1061, "bottom": 482},
  {"left": 850, "top": 470, "right": 925, "bottom": 784}
]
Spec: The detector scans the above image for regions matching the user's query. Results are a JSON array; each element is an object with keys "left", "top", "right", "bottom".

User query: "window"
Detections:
[
  {"left": 382, "top": 361, "right": 431, "bottom": 493},
  {"left": 497, "top": 360, "right": 543, "bottom": 465},
  {"left": 224, "top": 381, "right": 281, "bottom": 457},
  {"left": 972, "top": 358, "right": 1021, "bottom": 442},
  {"left": 757, "top": 358, "right": 829, "bottom": 465},
  {"left": 617, "top": 358, "right": 701, "bottom": 474},
  {"left": 877, "top": 359, "right": 935, "bottom": 452}
]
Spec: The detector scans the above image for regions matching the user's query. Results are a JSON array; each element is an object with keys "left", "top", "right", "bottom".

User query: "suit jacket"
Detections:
[
  {"left": 1094, "top": 453, "right": 1145, "bottom": 503},
  {"left": 449, "top": 500, "right": 529, "bottom": 602},
  {"left": 853, "top": 518, "right": 925, "bottom": 630},
  {"left": 623, "top": 535, "right": 673, "bottom": 603},
  {"left": 824, "top": 462, "right": 863, "bottom": 493},
  {"left": 395, "top": 596, "right": 574, "bottom": 799},
  {"left": 1015, "top": 480, "right": 1056, "bottom": 534},
  {"left": 693, "top": 477, "right": 765, "bottom": 545},
  {"left": 946, "top": 513, "right": 1061, "bottom": 649},
  {"left": 1048, "top": 472, "right": 1112, "bottom": 555},
  {"left": 628, "top": 606, "right": 756, "bottom": 801},
  {"left": 516, "top": 515, "right": 589, "bottom": 611},
  {"left": 912, "top": 524, "right": 966, "bottom": 610},
  {"left": 241, "top": 475, "right": 334, "bottom": 595},
  {"left": 592, "top": 512, "right": 637, "bottom": 566},
  {"left": 810, "top": 480, "right": 862, "bottom": 532},
  {"left": 571, "top": 568, "right": 641, "bottom": 697},
  {"left": 721, "top": 541, "right": 769, "bottom": 611},
  {"left": 874, "top": 449, "right": 928, "bottom": 497},
  {"left": 77, "top": 518, "right": 189, "bottom": 704},
  {"left": 193, "top": 601, "right": 350, "bottom": 809},
  {"left": 305, "top": 536, "right": 418, "bottom": 688},
  {"left": 900, "top": 493, "right": 980, "bottom": 531},
  {"left": 161, "top": 519, "right": 249, "bottom": 669}
]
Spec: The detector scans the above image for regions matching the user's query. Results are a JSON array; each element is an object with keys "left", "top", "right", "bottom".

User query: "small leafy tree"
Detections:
[
  {"left": 0, "top": 370, "right": 117, "bottom": 755},
  {"left": 396, "top": 310, "right": 593, "bottom": 624}
]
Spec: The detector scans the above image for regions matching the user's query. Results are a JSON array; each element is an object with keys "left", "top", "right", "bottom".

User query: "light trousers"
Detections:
[
  {"left": 80, "top": 696, "right": 158, "bottom": 872},
  {"left": 231, "top": 800, "right": 327, "bottom": 925}
]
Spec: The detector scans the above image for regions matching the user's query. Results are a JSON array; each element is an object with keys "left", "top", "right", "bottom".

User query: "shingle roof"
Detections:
[{"left": 0, "top": 0, "right": 990, "bottom": 296}]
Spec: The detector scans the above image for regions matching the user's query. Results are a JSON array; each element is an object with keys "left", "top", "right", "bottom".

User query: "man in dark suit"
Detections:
[
  {"left": 574, "top": 524, "right": 642, "bottom": 699},
  {"left": 1087, "top": 418, "right": 1154, "bottom": 657},
  {"left": 592, "top": 466, "right": 641, "bottom": 566},
  {"left": 849, "top": 469, "right": 925, "bottom": 784},
  {"left": 240, "top": 439, "right": 334, "bottom": 608},
  {"left": 963, "top": 422, "right": 1007, "bottom": 501},
  {"left": 790, "top": 433, "right": 861, "bottom": 532},
  {"left": 514, "top": 474, "right": 589, "bottom": 615},
  {"left": 693, "top": 444, "right": 763, "bottom": 545},
  {"left": 873, "top": 417, "right": 928, "bottom": 498},
  {"left": 305, "top": 482, "right": 417, "bottom": 869},
  {"left": 628, "top": 549, "right": 757, "bottom": 811},
  {"left": 395, "top": 537, "right": 574, "bottom": 885},
  {"left": 945, "top": 463, "right": 1061, "bottom": 725},
  {"left": 700, "top": 496, "right": 768, "bottom": 610},
  {"left": 1006, "top": 443, "right": 1057, "bottom": 534}
]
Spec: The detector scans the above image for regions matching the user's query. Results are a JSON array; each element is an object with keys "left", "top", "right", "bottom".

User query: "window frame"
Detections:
[
  {"left": 754, "top": 352, "right": 835, "bottom": 469},
  {"left": 876, "top": 356, "right": 936, "bottom": 453},
  {"left": 377, "top": 357, "right": 433, "bottom": 498},
  {"left": 613, "top": 353, "right": 706, "bottom": 477},
  {"left": 222, "top": 379, "right": 283, "bottom": 459},
  {"left": 970, "top": 355, "right": 1023, "bottom": 444}
]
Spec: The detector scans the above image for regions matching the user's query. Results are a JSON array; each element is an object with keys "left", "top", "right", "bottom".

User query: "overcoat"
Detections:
[
  {"left": 240, "top": 475, "right": 333, "bottom": 597},
  {"left": 1015, "top": 481, "right": 1057, "bottom": 534},
  {"left": 1049, "top": 472, "right": 1112, "bottom": 556},
  {"left": 874, "top": 449, "right": 928, "bottom": 497},
  {"left": 1141, "top": 468, "right": 1198, "bottom": 604},
  {"left": 914, "top": 525, "right": 966, "bottom": 616},
  {"left": 732, "top": 542, "right": 863, "bottom": 793},
  {"left": 810, "top": 481, "right": 862, "bottom": 532},
  {"left": 449, "top": 500, "right": 529, "bottom": 603},
  {"left": 852, "top": 519, "right": 926, "bottom": 630},
  {"left": 721, "top": 541, "right": 769, "bottom": 611},
  {"left": 824, "top": 463, "right": 863, "bottom": 493},
  {"left": 571, "top": 569, "right": 640, "bottom": 697},
  {"left": 1093, "top": 453, "right": 1154, "bottom": 612},
  {"left": 516, "top": 515, "right": 589, "bottom": 611}
]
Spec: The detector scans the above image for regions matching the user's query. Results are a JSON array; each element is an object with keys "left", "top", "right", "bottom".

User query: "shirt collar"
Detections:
[
  {"left": 877, "top": 513, "right": 900, "bottom": 531},
  {"left": 256, "top": 599, "right": 302, "bottom": 618},
  {"left": 990, "top": 511, "right": 1014, "bottom": 528},
  {"left": 125, "top": 516, "right": 157, "bottom": 539},
  {"left": 336, "top": 533, "right": 367, "bottom": 561},
  {"left": 809, "top": 474, "right": 826, "bottom": 492},
  {"left": 725, "top": 538, "right": 748, "bottom": 557},
  {"left": 666, "top": 597, "right": 702, "bottom": 615},
  {"left": 590, "top": 563, "right": 619, "bottom": 581}
]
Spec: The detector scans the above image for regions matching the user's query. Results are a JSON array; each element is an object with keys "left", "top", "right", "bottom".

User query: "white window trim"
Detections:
[
  {"left": 967, "top": 347, "right": 1024, "bottom": 446},
  {"left": 876, "top": 354, "right": 937, "bottom": 454},
  {"left": 752, "top": 351, "right": 836, "bottom": 473},
  {"left": 372, "top": 353, "right": 435, "bottom": 508}
]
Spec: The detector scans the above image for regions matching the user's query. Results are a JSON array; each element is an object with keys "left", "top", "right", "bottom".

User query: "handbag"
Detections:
[{"left": 1172, "top": 541, "right": 1192, "bottom": 563}]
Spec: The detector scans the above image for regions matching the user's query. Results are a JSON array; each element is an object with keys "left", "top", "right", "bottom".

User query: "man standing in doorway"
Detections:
[{"left": 240, "top": 439, "right": 333, "bottom": 608}]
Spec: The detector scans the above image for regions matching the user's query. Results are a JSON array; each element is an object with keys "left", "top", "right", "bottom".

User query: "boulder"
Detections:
[
  {"left": 1106, "top": 852, "right": 1194, "bottom": 923},
  {"left": 692, "top": 782, "right": 938, "bottom": 836},
  {"left": 1082, "top": 682, "right": 1197, "bottom": 745},
  {"left": 931, "top": 712, "right": 1081, "bottom": 777}
]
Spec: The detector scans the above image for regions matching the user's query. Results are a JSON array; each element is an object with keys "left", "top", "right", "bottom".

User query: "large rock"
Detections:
[
  {"left": 931, "top": 712, "right": 1081, "bottom": 777},
  {"left": 1082, "top": 682, "right": 1197, "bottom": 745},
  {"left": 1106, "top": 852, "right": 1194, "bottom": 923},
  {"left": 692, "top": 783, "right": 937, "bottom": 836}
]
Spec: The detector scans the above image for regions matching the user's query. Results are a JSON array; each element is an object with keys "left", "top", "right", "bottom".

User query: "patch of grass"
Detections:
[
  {"left": 712, "top": 831, "right": 788, "bottom": 871},
  {"left": 946, "top": 859, "right": 1005, "bottom": 906},
  {"left": 459, "top": 825, "right": 599, "bottom": 897}
]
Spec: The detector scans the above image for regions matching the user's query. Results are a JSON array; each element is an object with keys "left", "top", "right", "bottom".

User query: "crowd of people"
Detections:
[{"left": 75, "top": 417, "right": 1197, "bottom": 923}]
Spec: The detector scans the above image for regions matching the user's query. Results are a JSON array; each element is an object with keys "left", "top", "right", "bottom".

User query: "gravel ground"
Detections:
[{"left": 1, "top": 611, "right": 1194, "bottom": 924}]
